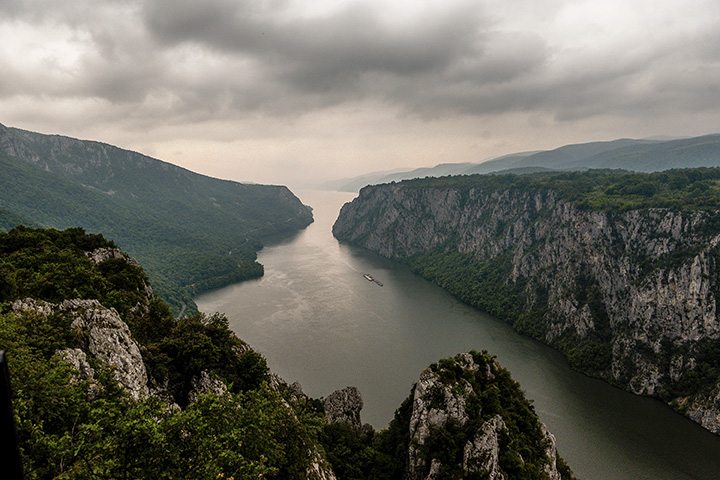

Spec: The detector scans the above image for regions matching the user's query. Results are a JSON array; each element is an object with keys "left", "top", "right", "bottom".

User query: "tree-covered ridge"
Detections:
[
  {"left": 334, "top": 165, "right": 720, "bottom": 434},
  {"left": 398, "top": 167, "right": 720, "bottom": 212},
  {"left": 0, "top": 227, "right": 327, "bottom": 478},
  {"left": 316, "top": 352, "right": 577, "bottom": 480},
  {"left": 0, "top": 124, "right": 314, "bottom": 315},
  {"left": 1, "top": 227, "right": 577, "bottom": 479}
]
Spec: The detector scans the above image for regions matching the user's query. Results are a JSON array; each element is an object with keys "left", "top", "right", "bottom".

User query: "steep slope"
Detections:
[
  {"left": 0, "top": 226, "right": 335, "bottom": 479},
  {"left": 1, "top": 226, "right": 576, "bottom": 479},
  {"left": 333, "top": 169, "right": 720, "bottom": 434},
  {"left": 316, "top": 352, "right": 576, "bottom": 480},
  {"left": 0, "top": 123, "right": 313, "bottom": 314}
]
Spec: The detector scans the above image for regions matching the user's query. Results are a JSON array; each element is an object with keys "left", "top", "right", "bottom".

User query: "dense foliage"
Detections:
[
  {"left": 0, "top": 227, "right": 326, "bottom": 479},
  {"left": 384, "top": 168, "right": 720, "bottom": 414},
  {"left": 0, "top": 126, "right": 313, "bottom": 315},
  {"left": 317, "top": 352, "right": 576, "bottom": 480},
  {"left": 401, "top": 167, "right": 720, "bottom": 212}
]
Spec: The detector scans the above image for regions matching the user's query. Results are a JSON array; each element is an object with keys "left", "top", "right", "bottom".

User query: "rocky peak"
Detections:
[
  {"left": 323, "top": 386, "right": 364, "bottom": 430},
  {"left": 11, "top": 297, "right": 150, "bottom": 400},
  {"left": 405, "top": 352, "right": 565, "bottom": 480}
]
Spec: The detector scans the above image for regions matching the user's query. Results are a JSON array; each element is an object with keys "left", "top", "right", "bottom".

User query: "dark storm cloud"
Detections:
[
  {"left": 135, "top": 0, "right": 720, "bottom": 121},
  {"left": 140, "top": 0, "right": 507, "bottom": 113},
  {"left": 3, "top": 0, "right": 720, "bottom": 127}
]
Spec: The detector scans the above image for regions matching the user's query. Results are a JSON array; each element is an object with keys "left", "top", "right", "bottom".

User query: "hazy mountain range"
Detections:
[
  {"left": 328, "top": 134, "right": 720, "bottom": 191},
  {"left": 0, "top": 122, "right": 313, "bottom": 314}
]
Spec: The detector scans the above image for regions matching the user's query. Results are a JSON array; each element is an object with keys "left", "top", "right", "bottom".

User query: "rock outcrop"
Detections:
[
  {"left": 12, "top": 298, "right": 150, "bottom": 400},
  {"left": 333, "top": 180, "right": 720, "bottom": 433},
  {"left": 187, "top": 370, "right": 228, "bottom": 403},
  {"left": 404, "top": 352, "right": 566, "bottom": 479},
  {"left": 323, "top": 386, "right": 364, "bottom": 430}
]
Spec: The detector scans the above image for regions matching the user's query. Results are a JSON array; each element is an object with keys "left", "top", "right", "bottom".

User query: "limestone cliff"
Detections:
[
  {"left": 323, "top": 386, "right": 365, "bottom": 430},
  {"left": 333, "top": 174, "right": 720, "bottom": 433},
  {"left": 404, "top": 352, "right": 570, "bottom": 479}
]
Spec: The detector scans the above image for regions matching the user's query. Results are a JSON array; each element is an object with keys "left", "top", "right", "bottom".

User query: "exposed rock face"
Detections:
[
  {"left": 57, "top": 348, "right": 95, "bottom": 381},
  {"left": 323, "top": 386, "right": 364, "bottom": 430},
  {"left": 187, "top": 371, "right": 228, "bottom": 403},
  {"left": 12, "top": 298, "right": 150, "bottom": 400},
  {"left": 86, "top": 247, "right": 143, "bottom": 268},
  {"left": 306, "top": 449, "right": 339, "bottom": 480},
  {"left": 405, "top": 352, "right": 564, "bottom": 480},
  {"left": 333, "top": 182, "right": 720, "bottom": 433},
  {"left": 462, "top": 415, "right": 506, "bottom": 480}
]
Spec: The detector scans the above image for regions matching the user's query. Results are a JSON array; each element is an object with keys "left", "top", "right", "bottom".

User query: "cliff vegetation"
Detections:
[
  {"left": 0, "top": 226, "right": 329, "bottom": 479},
  {"left": 0, "top": 123, "right": 314, "bottom": 315},
  {"left": 1, "top": 226, "right": 575, "bottom": 479},
  {"left": 333, "top": 167, "right": 720, "bottom": 434}
]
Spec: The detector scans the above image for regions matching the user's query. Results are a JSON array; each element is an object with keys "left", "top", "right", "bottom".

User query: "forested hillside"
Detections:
[
  {"left": 333, "top": 168, "right": 720, "bottom": 434},
  {"left": 0, "top": 123, "right": 313, "bottom": 315},
  {"left": 1, "top": 227, "right": 575, "bottom": 479},
  {"left": 0, "top": 226, "right": 333, "bottom": 478},
  {"left": 331, "top": 134, "right": 720, "bottom": 192}
]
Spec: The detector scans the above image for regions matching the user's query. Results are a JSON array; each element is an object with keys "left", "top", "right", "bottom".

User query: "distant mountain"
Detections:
[
  {"left": 328, "top": 162, "right": 491, "bottom": 192},
  {"left": 330, "top": 134, "right": 720, "bottom": 191},
  {"left": 462, "top": 151, "right": 542, "bottom": 175},
  {"left": 0, "top": 123, "right": 313, "bottom": 314},
  {"left": 320, "top": 168, "right": 411, "bottom": 193},
  {"left": 568, "top": 134, "right": 720, "bottom": 171}
]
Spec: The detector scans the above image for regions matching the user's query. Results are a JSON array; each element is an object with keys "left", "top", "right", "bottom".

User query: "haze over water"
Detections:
[{"left": 196, "top": 189, "right": 720, "bottom": 480}]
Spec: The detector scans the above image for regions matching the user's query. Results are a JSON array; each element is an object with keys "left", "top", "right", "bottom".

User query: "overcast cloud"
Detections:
[{"left": 2, "top": 0, "right": 720, "bottom": 188}]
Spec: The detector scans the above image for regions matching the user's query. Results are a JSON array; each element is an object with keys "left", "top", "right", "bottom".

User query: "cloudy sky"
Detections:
[{"left": 2, "top": 0, "right": 720, "bottom": 189}]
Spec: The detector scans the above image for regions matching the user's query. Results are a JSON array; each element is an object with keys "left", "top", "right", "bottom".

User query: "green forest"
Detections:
[
  {"left": 0, "top": 136, "right": 313, "bottom": 316},
  {"left": 402, "top": 167, "right": 720, "bottom": 211},
  {"left": 0, "top": 226, "right": 574, "bottom": 479}
]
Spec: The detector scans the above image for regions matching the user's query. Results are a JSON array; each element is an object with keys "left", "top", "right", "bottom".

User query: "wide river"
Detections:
[{"left": 196, "top": 189, "right": 720, "bottom": 480}]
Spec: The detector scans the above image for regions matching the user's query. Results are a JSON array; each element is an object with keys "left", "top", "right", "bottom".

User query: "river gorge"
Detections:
[{"left": 196, "top": 189, "right": 720, "bottom": 480}]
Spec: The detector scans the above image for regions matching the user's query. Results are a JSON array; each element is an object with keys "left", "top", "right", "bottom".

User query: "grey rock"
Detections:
[
  {"left": 306, "top": 448, "right": 338, "bottom": 480},
  {"left": 187, "top": 371, "right": 228, "bottom": 403},
  {"left": 334, "top": 182, "right": 720, "bottom": 433},
  {"left": 12, "top": 297, "right": 150, "bottom": 400},
  {"left": 463, "top": 415, "right": 506, "bottom": 480},
  {"left": 540, "top": 422, "right": 562, "bottom": 480},
  {"left": 323, "top": 386, "right": 363, "bottom": 430},
  {"left": 56, "top": 348, "right": 95, "bottom": 381}
]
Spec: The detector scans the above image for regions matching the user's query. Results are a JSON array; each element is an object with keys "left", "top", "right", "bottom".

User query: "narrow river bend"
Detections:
[{"left": 196, "top": 190, "right": 720, "bottom": 480}]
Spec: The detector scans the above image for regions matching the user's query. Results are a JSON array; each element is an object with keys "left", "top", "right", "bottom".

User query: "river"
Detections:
[{"left": 196, "top": 189, "right": 720, "bottom": 480}]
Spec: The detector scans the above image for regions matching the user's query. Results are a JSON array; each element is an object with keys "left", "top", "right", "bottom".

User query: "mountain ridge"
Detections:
[
  {"left": 0, "top": 122, "right": 314, "bottom": 314},
  {"left": 328, "top": 134, "right": 720, "bottom": 192},
  {"left": 332, "top": 169, "right": 720, "bottom": 435}
]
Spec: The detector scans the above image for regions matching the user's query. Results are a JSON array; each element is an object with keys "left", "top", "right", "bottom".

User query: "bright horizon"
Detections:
[{"left": 2, "top": 0, "right": 719, "bottom": 189}]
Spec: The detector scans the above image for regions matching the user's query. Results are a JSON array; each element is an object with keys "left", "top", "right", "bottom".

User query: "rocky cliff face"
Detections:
[
  {"left": 333, "top": 181, "right": 720, "bottom": 433},
  {"left": 404, "top": 352, "right": 568, "bottom": 479},
  {"left": 11, "top": 298, "right": 151, "bottom": 400},
  {"left": 323, "top": 386, "right": 365, "bottom": 430}
]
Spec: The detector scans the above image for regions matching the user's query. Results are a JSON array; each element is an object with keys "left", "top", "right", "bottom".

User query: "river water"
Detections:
[{"left": 196, "top": 189, "right": 720, "bottom": 480}]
